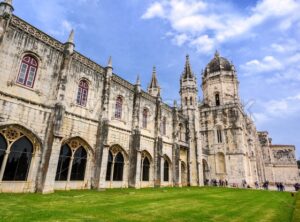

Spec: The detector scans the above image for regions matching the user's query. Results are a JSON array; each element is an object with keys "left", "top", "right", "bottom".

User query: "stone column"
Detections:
[
  {"left": 41, "top": 137, "right": 62, "bottom": 194},
  {"left": 134, "top": 151, "right": 142, "bottom": 188},
  {"left": 98, "top": 145, "right": 109, "bottom": 189}
]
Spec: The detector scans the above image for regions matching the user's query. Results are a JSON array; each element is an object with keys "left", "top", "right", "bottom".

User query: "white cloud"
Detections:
[
  {"left": 253, "top": 93, "right": 300, "bottom": 125},
  {"left": 241, "top": 56, "right": 283, "bottom": 74},
  {"left": 141, "top": 0, "right": 300, "bottom": 54},
  {"left": 141, "top": 2, "right": 165, "bottom": 19},
  {"left": 190, "top": 35, "right": 214, "bottom": 53}
]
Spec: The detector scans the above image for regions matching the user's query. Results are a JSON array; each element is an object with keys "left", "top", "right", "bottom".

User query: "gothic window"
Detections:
[
  {"left": 55, "top": 143, "right": 88, "bottom": 182},
  {"left": 115, "top": 96, "right": 123, "bottom": 119},
  {"left": 190, "top": 97, "right": 193, "bottom": 105},
  {"left": 70, "top": 147, "right": 87, "bottom": 181},
  {"left": 55, "top": 144, "right": 72, "bottom": 181},
  {"left": 76, "top": 80, "right": 89, "bottom": 106},
  {"left": 106, "top": 151, "right": 113, "bottom": 181},
  {"left": 215, "top": 93, "right": 220, "bottom": 106},
  {"left": 163, "top": 159, "right": 169, "bottom": 182},
  {"left": 16, "top": 55, "right": 38, "bottom": 88},
  {"left": 3, "top": 136, "right": 33, "bottom": 181},
  {"left": 142, "top": 108, "right": 148, "bottom": 128},
  {"left": 0, "top": 134, "right": 7, "bottom": 171},
  {"left": 142, "top": 157, "right": 150, "bottom": 181},
  {"left": 217, "top": 129, "right": 223, "bottom": 143},
  {"left": 113, "top": 152, "right": 124, "bottom": 181},
  {"left": 185, "top": 97, "right": 188, "bottom": 106}
]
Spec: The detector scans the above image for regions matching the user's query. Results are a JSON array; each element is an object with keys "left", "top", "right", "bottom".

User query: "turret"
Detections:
[
  {"left": 64, "top": 29, "right": 75, "bottom": 56},
  {"left": 202, "top": 51, "right": 239, "bottom": 107},
  {"left": 147, "top": 66, "right": 160, "bottom": 97},
  {"left": 180, "top": 55, "right": 198, "bottom": 111},
  {"left": 0, "top": 0, "right": 14, "bottom": 43},
  {"left": 106, "top": 56, "right": 113, "bottom": 78}
]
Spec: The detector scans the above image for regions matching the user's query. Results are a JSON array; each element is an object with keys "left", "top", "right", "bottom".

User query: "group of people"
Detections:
[
  {"left": 294, "top": 183, "right": 300, "bottom": 191},
  {"left": 204, "top": 179, "right": 228, "bottom": 187},
  {"left": 275, "top": 182, "right": 285, "bottom": 191},
  {"left": 204, "top": 179, "right": 295, "bottom": 192}
]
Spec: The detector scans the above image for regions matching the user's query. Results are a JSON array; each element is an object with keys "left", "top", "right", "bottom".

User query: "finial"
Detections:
[
  {"left": 67, "top": 29, "right": 74, "bottom": 44},
  {"left": 174, "top": 100, "right": 178, "bottom": 107},
  {"left": 152, "top": 66, "right": 156, "bottom": 75},
  {"left": 136, "top": 74, "right": 141, "bottom": 85},
  {"left": 186, "top": 54, "right": 189, "bottom": 60},
  {"left": 107, "top": 56, "right": 112, "bottom": 68},
  {"left": 214, "top": 50, "right": 220, "bottom": 58}
]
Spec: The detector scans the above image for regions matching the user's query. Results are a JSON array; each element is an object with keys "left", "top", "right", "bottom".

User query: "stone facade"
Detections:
[{"left": 0, "top": 1, "right": 298, "bottom": 193}]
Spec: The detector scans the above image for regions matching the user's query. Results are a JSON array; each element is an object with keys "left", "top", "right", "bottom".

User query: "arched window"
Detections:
[
  {"left": 113, "top": 152, "right": 124, "bottom": 181},
  {"left": 185, "top": 97, "right": 188, "bottom": 106},
  {"left": 3, "top": 136, "right": 33, "bottom": 181},
  {"left": 106, "top": 151, "right": 113, "bottom": 181},
  {"left": 142, "top": 108, "right": 148, "bottom": 128},
  {"left": 115, "top": 96, "right": 123, "bottom": 119},
  {"left": 142, "top": 157, "right": 150, "bottom": 181},
  {"left": 215, "top": 93, "right": 220, "bottom": 106},
  {"left": 76, "top": 80, "right": 89, "bottom": 106},
  {"left": 17, "top": 55, "right": 38, "bottom": 88},
  {"left": 161, "top": 117, "right": 167, "bottom": 136},
  {"left": 164, "top": 159, "right": 169, "bottom": 182},
  {"left": 0, "top": 134, "right": 7, "bottom": 172},
  {"left": 190, "top": 97, "right": 193, "bottom": 105},
  {"left": 70, "top": 147, "right": 87, "bottom": 181},
  {"left": 217, "top": 129, "right": 222, "bottom": 143},
  {"left": 55, "top": 144, "right": 72, "bottom": 181}
]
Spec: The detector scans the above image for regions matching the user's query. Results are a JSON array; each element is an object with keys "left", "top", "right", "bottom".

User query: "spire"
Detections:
[
  {"left": 149, "top": 66, "right": 159, "bottom": 88},
  {"left": 136, "top": 74, "right": 141, "bottom": 85},
  {"left": 214, "top": 50, "right": 220, "bottom": 58},
  {"left": 182, "top": 54, "right": 194, "bottom": 79},
  {"left": 147, "top": 66, "right": 160, "bottom": 97},
  {"left": 67, "top": 29, "right": 74, "bottom": 44},
  {"left": 107, "top": 56, "right": 112, "bottom": 68}
]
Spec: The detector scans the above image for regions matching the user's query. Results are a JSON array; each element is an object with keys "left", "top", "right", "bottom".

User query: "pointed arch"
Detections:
[
  {"left": 3, "top": 136, "right": 33, "bottom": 181},
  {"left": 142, "top": 156, "right": 150, "bottom": 181},
  {"left": 113, "top": 152, "right": 124, "bottom": 181},
  {"left": 56, "top": 137, "right": 92, "bottom": 182},
  {"left": 0, "top": 133, "right": 7, "bottom": 171}
]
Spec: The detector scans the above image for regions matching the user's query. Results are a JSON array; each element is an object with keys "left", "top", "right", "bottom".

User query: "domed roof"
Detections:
[{"left": 204, "top": 51, "right": 233, "bottom": 76}]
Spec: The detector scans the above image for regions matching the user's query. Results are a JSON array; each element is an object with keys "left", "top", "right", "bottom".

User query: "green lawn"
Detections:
[{"left": 0, "top": 187, "right": 298, "bottom": 222}]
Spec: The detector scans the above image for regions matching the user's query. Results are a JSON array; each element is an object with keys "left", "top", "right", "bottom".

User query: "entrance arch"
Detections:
[{"left": 0, "top": 124, "right": 42, "bottom": 192}]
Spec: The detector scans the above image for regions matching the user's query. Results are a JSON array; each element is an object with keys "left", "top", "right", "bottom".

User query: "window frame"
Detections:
[
  {"left": 76, "top": 79, "right": 89, "bottom": 107},
  {"left": 115, "top": 96, "right": 123, "bottom": 119},
  {"left": 16, "top": 55, "right": 38, "bottom": 88}
]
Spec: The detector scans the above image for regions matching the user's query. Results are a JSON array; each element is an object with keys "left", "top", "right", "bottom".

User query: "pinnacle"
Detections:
[{"left": 67, "top": 29, "right": 74, "bottom": 44}]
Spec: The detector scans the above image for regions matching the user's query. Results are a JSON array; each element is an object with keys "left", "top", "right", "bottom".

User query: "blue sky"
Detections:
[{"left": 12, "top": 0, "right": 300, "bottom": 158}]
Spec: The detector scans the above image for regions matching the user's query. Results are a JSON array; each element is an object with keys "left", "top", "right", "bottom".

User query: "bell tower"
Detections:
[
  {"left": 202, "top": 51, "right": 239, "bottom": 107},
  {"left": 180, "top": 55, "right": 198, "bottom": 113}
]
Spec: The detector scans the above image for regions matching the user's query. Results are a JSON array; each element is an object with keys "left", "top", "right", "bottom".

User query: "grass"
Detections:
[{"left": 0, "top": 187, "right": 298, "bottom": 222}]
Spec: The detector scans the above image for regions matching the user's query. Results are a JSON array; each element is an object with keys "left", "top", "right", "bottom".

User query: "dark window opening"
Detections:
[
  {"left": 142, "top": 157, "right": 150, "bottom": 181},
  {"left": 70, "top": 147, "right": 87, "bottom": 181},
  {"left": 215, "top": 94, "right": 220, "bottom": 106},
  {"left": 55, "top": 144, "right": 72, "bottom": 181},
  {"left": 113, "top": 152, "right": 124, "bottom": 181},
  {"left": 0, "top": 134, "right": 7, "bottom": 172},
  {"left": 3, "top": 136, "right": 33, "bottom": 181},
  {"left": 106, "top": 151, "right": 113, "bottom": 181},
  {"left": 164, "top": 160, "right": 169, "bottom": 182}
]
